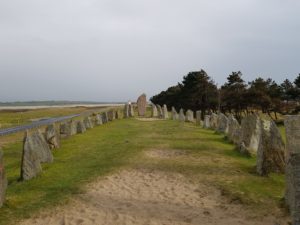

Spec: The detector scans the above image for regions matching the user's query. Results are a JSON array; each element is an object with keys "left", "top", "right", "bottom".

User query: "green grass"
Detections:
[{"left": 0, "top": 118, "right": 287, "bottom": 224}]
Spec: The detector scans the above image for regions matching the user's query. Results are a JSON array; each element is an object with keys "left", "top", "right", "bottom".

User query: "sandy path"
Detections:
[{"left": 19, "top": 168, "right": 287, "bottom": 225}]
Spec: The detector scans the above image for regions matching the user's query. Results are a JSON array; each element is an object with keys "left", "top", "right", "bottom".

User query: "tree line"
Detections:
[{"left": 150, "top": 70, "right": 300, "bottom": 121}]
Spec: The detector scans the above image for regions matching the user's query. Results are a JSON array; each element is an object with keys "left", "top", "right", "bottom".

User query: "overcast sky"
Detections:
[{"left": 0, "top": 0, "right": 299, "bottom": 102}]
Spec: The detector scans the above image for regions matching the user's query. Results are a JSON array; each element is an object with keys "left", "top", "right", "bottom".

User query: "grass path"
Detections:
[{"left": 0, "top": 118, "right": 288, "bottom": 224}]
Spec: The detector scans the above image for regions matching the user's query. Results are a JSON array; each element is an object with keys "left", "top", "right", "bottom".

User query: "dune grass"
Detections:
[{"left": 0, "top": 118, "right": 287, "bottom": 224}]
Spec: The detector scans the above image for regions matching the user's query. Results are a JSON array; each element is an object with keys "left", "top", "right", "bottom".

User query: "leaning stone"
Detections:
[
  {"left": 107, "top": 110, "right": 115, "bottom": 121},
  {"left": 21, "top": 130, "right": 53, "bottom": 180},
  {"left": 284, "top": 115, "right": 300, "bottom": 217},
  {"left": 172, "top": 107, "right": 178, "bottom": 120},
  {"left": 162, "top": 104, "right": 169, "bottom": 119},
  {"left": 196, "top": 111, "right": 202, "bottom": 126},
  {"left": 256, "top": 118, "right": 285, "bottom": 176},
  {"left": 137, "top": 94, "right": 147, "bottom": 116},
  {"left": 210, "top": 113, "right": 218, "bottom": 129},
  {"left": 179, "top": 109, "right": 185, "bottom": 122},
  {"left": 239, "top": 113, "right": 261, "bottom": 155},
  {"left": 45, "top": 124, "right": 60, "bottom": 149},
  {"left": 227, "top": 115, "right": 240, "bottom": 145},
  {"left": 185, "top": 110, "right": 194, "bottom": 122},
  {"left": 204, "top": 115, "right": 211, "bottom": 128},
  {"left": 84, "top": 117, "right": 93, "bottom": 129},
  {"left": 157, "top": 105, "right": 163, "bottom": 118},
  {"left": 151, "top": 104, "right": 158, "bottom": 117},
  {"left": 76, "top": 120, "right": 86, "bottom": 133},
  {"left": 95, "top": 114, "right": 103, "bottom": 125},
  {"left": 0, "top": 149, "right": 7, "bottom": 207},
  {"left": 216, "top": 113, "right": 228, "bottom": 133}
]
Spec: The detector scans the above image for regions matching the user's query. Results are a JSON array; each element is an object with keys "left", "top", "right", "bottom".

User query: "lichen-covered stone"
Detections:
[
  {"left": 284, "top": 115, "right": 300, "bottom": 222},
  {"left": 239, "top": 113, "right": 261, "bottom": 155},
  {"left": 84, "top": 117, "right": 94, "bottom": 129},
  {"left": 185, "top": 110, "right": 194, "bottom": 122},
  {"left": 21, "top": 130, "right": 53, "bottom": 180},
  {"left": 95, "top": 114, "right": 103, "bottom": 125},
  {"left": 107, "top": 110, "right": 115, "bottom": 121},
  {"left": 256, "top": 118, "right": 285, "bottom": 176},
  {"left": 76, "top": 120, "right": 86, "bottom": 133},
  {"left": 60, "top": 121, "right": 72, "bottom": 138},
  {"left": 162, "top": 104, "right": 169, "bottom": 119},
  {"left": 179, "top": 109, "right": 185, "bottom": 122},
  {"left": 217, "top": 113, "right": 228, "bottom": 133},
  {"left": 137, "top": 94, "right": 147, "bottom": 116},
  {"left": 45, "top": 124, "right": 60, "bottom": 149},
  {"left": 70, "top": 120, "right": 77, "bottom": 135},
  {"left": 102, "top": 112, "right": 108, "bottom": 124},
  {"left": 227, "top": 115, "right": 240, "bottom": 145},
  {"left": 0, "top": 149, "right": 7, "bottom": 207}
]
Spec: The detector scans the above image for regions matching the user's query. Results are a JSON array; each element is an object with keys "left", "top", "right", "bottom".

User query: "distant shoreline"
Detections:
[{"left": 0, "top": 104, "right": 124, "bottom": 110}]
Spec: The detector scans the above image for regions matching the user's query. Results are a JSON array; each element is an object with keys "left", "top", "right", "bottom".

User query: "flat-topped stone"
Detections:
[
  {"left": 137, "top": 94, "right": 147, "bottom": 116},
  {"left": 0, "top": 149, "right": 7, "bottom": 208}
]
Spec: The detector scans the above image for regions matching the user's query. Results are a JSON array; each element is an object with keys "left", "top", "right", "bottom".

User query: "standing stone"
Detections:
[
  {"left": 129, "top": 104, "right": 135, "bottom": 117},
  {"left": 0, "top": 149, "right": 7, "bottom": 208},
  {"left": 107, "top": 110, "right": 115, "bottom": 121},
  {"left": 172, "top": 107, "right": 178, "bottom": 120},
  {"left": 157, "top": 105, "right": 163, "bottom": 118},
  {"left": 227, "top": 115, "right": 240, "bottom": 145},
  {"left": 256, "top": 118, "right": 285, "bottom": 176},
  {"left": 196, "top": 111, "right": 202, "bottom": 126},
  {"left": 102, "top": 112, "right": 108, "bottom": 124},
  {"left": 60, "top": 121, "right": 72, "bottom": 138},
  {"left": 151, "top": 104, "right": 158, "bottom": 117},
  {"left": 239, "top": 113, "right": 261, "bottom": 155},
  {"left": 137, "top": 94, "right": 147, "bottom": 116},
  {"left": 204, "top": 115, "right": 211, "bottom": 128},
  {"left": 45, "top": 124, "right": 60, "bottom": 149},
  {"left": 185, "top": 110, "right": 194, "bottom": 122},
  {"left": 124, "top": 104, "right": 130, "bottom": 118},
  {"left": 76, "top": 120, "right": 86, "bottom": 134},
  {"left": 21, "top": 130, "right": 53, "bottom": 180},
  {"left": 216, "top": 113, "right": 229, "bottom": 133},
  {"left": 162, "top": 104, "right": 169, "bottom": 119},
  {"left": 70, "top": 120, "right": 77, "bottom": 135},
  {"left": 84, "top": 117, "right": 93, "bottom": 129},
  {"left": 179, "top": 109, "right": 185, "bottom": 122},
  {"left": 95, "top": 114, "right": 103, "bottom": 125},
  {"left": 210, "top": 113, "right": 218, "bottom": 130},
  {"left": 284, "top": 115, "right": 300, "bottom": 222}
]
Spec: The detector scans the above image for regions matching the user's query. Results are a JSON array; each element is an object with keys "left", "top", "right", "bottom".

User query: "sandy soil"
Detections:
[{"left": 19, "top": 167, "right": 288, "bottom": 225}]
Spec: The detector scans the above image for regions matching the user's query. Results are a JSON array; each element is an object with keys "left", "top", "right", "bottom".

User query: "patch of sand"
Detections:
[
  {"left": 19, "top": 169, "right": 287, "bottom": 225},
  {"left": 145, "top": 149, "right": 187, "bottom": 159}
]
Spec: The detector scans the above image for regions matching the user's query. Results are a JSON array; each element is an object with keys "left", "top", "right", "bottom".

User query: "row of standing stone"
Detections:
[
  {"left": 151, "top": 106, "right": 299, "bottom": 225},
  {"left": 0, "top": 106, "right": 133, "bottom": 208}
]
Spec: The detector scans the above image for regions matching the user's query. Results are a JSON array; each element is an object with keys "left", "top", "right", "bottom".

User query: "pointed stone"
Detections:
[
  {"left": 84, "top": 117, "right": 93, "bottom": 129},
  {"left": 157, "top": 105, "right": 163, "bottom": 118},
  {"left": 162, "top": 104, "right": 169, "bottom": 119},
  {"left": 179, "top": 109, "right": 185, "bottom": 122},
  {"left": 227, "top": 115, "right": 240, "bottom": 145},
  {"left": 216, "top": 113, "right": 228, "bottom": 133},
  {"left": 76, "top": 120, "right": 86, "bottom": 133},
  {"left": 210, "top": 113, "right": 218, "bottom": 130},
  {"left": 45, "top": 124, "right": 60, "bottom": 149},
  {"left": 172, "top": 107, "right": 178, "bottom": 120},
  {"left": 151, "top": 104, "right": 158, "bottom": 117}
]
